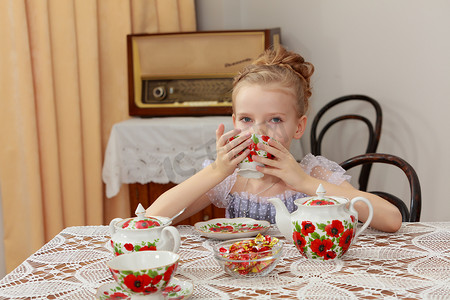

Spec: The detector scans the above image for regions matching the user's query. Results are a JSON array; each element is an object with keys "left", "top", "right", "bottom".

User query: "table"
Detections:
[{"left": 0, "top": 223, "right": 449, "bottom": 299}]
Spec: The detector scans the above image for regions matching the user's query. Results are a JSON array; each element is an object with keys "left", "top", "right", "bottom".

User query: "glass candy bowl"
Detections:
[{"left": 212, "top": 235, "right": 283, "bottom": 278}]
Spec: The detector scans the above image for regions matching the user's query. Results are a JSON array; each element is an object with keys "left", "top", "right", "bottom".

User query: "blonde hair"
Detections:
[{"left": 232, "top": 46, "right": 314, "bottom": 117}]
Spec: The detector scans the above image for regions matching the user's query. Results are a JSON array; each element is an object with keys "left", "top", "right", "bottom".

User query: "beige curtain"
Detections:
[{"left": 0, "top": 0, "right": 195, "bottom": 273}]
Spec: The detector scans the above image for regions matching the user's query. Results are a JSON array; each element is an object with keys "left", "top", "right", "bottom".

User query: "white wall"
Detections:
[{"left": 195, "top": 0, "right": 450, "bottom": 221}]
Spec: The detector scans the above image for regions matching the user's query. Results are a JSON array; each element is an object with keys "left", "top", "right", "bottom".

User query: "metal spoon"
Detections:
[{"left": 161, "top": 207, "right": 186, "bottom": 226}]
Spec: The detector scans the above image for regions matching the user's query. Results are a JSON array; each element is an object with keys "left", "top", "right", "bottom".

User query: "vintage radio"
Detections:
[{"left": 127, "top": 29, "right": 281, "bottom": 116}]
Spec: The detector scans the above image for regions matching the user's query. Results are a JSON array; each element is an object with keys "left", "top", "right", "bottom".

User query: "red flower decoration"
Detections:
[
  {"left": 151, "top": 274, "right": 163, "bottom": 285},
  {"left": 350, "top": 215, "right": 356, "bottom": 223},
  {"left": 124, "top": 243, "right": 134, "bottom": 251},
  {"left": 293, "top": 231, "right": 306, "bottom": 254},
  {"left": 209, "top": 227, "right": 221, "bottom": 232},
  {"left": 310, "top": 238, "right": 333, "bottom": 257},
  {"left": 135, "top": 220, "right": 159, "bottom": 229},
  {"left": 324, "top": 251, "right": 337, "bottom": 260},
  {"left": 248, "top": 150, "right": 257, "bottom": 161},
  {"left": 325, "top": 220, "right": 344, "bottom": 237},
  {"left": 139, "top": 245, "right": 157, "bottom": 251},
  {"left": 144, "top": 286, "right": 158, "bottom": 294},
  {"left": 163, "top": 264, "right": 176, "bottom": 282},
  {"left": 261, "top": 135, "right": 269, "bottom": 142},
  {"left": 122, "top": 220, "right": 131, "bottom": 228},
  {"left": 173, "top": 285, "right": 182, "bottom": 292},
  {"left": 220, "top": 225, "right": 234, "bottom": 232},
  {"left": 301, "top": 221, "right": 315, "bottom": 236},
  {"left": 109, "top": 291, "right": 129, "bottom": 299},
  {"left": 123, "top": 274, "right": 151, "bottom": 292},
  {"left": 164, "top": 285, "right": 182, "bottom": 293},
  {"left": 339, "top": 229, "right": 354, "bottom": 252},
  {"left": 309, "top": 200, "right": 335, "bottom": 206}
]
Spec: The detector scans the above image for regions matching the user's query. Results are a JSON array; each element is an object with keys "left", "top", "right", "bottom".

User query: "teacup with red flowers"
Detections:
[
  {"left": 229, "top": 133, "right": 274, "bottom": 178},
  {"left": 107, "top": 250, "right": 179, "bottom": 300}
]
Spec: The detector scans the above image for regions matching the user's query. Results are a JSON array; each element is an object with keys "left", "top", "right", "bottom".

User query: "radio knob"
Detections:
[{"left": 152, "top": 86, "right": 167, "bottom": 100}]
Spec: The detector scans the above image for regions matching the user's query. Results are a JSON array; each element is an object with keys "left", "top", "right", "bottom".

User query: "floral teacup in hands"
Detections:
[{"left": 230, "top": 133, "right": 274, "bottom": 178}]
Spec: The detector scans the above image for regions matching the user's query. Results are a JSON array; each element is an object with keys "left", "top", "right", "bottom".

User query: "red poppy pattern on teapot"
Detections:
[{"left": 292, "top": 218, "right": 356, "bottom": 260}]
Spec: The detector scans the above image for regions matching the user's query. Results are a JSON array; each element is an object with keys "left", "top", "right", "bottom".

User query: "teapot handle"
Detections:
[
  {"left": 161, "top": 226, "right": 181, "bottom": 252},
  {"left": 109, "top": 218, "right": 123, "bottom": 235},
  {"left": 348, "top": 197, "right": 373, "bottom": 239}
]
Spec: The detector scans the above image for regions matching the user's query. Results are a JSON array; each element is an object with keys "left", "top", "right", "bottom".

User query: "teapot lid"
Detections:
[
  {"left": 120, "top": 203, "right": 161, "bottom": 230},
  {"left": 302, "top": 184, "right": 341, "bottom": 206}
]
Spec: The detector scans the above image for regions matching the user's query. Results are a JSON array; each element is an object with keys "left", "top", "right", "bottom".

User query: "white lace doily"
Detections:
[{"left": 1, "top": 223, "right": 449, "bottom": 299}]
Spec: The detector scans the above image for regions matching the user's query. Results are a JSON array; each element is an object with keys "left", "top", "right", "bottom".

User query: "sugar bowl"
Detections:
[{"left": 109, "top": 204, "right": 180, "bottom": 256}]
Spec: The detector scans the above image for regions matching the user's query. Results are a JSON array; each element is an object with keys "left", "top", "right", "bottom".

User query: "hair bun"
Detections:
[
  {"left": 232, "top": 46, "right": 315, "bottom": 116},
  {"left": 253, "top": 46, "right": 314, "bottom": 88}
]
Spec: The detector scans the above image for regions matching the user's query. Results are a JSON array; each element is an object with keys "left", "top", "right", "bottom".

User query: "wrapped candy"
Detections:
[{"left": 220, "top": 234, "right": 280, "bottom": 275}]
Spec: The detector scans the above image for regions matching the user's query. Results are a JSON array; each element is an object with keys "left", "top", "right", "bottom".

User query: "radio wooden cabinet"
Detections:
[
  {"left": 127, "top": 29, "right": 281, "bottom": 117},
  {"left": 129, "top": 182, "right": 225, "bottom": 226}
]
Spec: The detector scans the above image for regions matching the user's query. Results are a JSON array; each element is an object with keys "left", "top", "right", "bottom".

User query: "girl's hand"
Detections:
[
  {"left": 213, "top": 124, "right": 251, "bottom": 176},
  {"left": 253, "top": 138, "right": 308, "bottom": 190}
]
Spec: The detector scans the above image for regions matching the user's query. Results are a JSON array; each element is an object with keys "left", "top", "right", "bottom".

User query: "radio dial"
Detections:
[{"left": 152, "top": 86, "right": 167, "bottom": 100}]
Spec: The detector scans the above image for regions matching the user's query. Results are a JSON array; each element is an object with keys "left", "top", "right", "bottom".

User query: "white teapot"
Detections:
[
  {"left": 109, "top": 204, "right": 180, "bottom": 256},
  {"left": 268, "top": 184, "right": 373, "bottom": 260}
]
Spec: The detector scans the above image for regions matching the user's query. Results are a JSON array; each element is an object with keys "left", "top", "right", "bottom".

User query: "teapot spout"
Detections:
[{"left": 268, "top": 198, "right": 293, "bottom": 241}]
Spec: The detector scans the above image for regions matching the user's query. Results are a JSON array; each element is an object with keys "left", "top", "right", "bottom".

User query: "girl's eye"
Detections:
[
  {"left": 271, "top": 117, "right": 282, "bottom": 123},
  {"left": 241, "top": 117, "right": 252, "bottom": 123}
]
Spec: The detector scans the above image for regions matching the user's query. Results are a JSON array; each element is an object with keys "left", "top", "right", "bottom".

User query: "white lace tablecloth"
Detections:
[
  {"left": 1, "top": 223, "right": 450, "bottom": 299},
  {"left": 101, "top": 117, "right": 305, "bottom": 198}
]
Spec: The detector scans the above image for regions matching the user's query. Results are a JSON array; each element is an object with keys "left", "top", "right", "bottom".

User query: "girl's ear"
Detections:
[
  {"left": 232, "top": 113, "right": 237, "bottom": 127},
  {"left": 293, "top": 115, "right": 307, "bottom": 139}
]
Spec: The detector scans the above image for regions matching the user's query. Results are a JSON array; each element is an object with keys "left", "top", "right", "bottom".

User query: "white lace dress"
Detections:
[{"left": 204, "top": 153, "right": 351, "bottom": 224}]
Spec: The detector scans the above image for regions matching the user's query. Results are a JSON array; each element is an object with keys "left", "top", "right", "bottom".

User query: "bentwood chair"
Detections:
[
  {"left": 311, "top": 95, "right": 382, "bottom": 192},
  {"left": 340, "top": 153, "right": 421, "bottom": 222}
]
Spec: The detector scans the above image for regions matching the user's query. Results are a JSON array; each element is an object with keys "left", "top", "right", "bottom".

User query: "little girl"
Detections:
[{"left": 146, "top": 46, "right": 402, "bottom": 233}]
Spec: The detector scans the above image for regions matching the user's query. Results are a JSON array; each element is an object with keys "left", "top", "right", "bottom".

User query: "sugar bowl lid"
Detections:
[
  {"left": 302, "top": 184, "right": 342, "bottom": 206},
  {"left": 120, "top": 203, "right": 161, "bottom": 230}
]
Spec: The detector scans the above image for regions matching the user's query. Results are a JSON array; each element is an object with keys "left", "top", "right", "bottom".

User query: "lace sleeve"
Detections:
[
  {"left": 300, "top": 153, "right": 351, "bottom": 185},
  {"left": 202, "top": 160, "right": 237, "bottom": 208}
]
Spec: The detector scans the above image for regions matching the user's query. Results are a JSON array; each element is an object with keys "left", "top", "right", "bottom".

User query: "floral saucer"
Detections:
[
  {"left": 194, "top": 218, "right": 270, "bottom": 240},
  {"left": 96, "top": 277, "right": 193, "bottom": 299}
]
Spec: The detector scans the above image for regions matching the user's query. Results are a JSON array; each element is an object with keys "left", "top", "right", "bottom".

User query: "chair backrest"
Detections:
[
  {"left": 340, "top": 153, "right": 421, "bottom": 222},
  {"left": 310, "top": 94, "right": 382, "bottom": 191}
]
